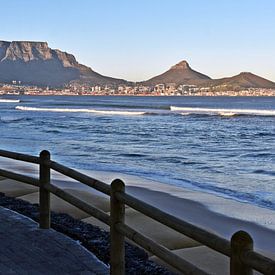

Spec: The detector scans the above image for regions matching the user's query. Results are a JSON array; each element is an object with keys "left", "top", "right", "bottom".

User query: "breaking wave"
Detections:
[
  {"left": 0, "top": 99, "right": 20, "bottom": 103},
  {"left": 170, "top": 106, "right": 275, "bottom": 116},
  {"left": 16, "top": 105, "right": 275, "bottom": 118},
  {"left": 15, "top": 106, "right": 146, "bottom": 116}
]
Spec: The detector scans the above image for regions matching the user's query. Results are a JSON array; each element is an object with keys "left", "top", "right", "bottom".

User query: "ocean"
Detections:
[{"left": 0, "top": 95, "right": 275, "bottom": 211}]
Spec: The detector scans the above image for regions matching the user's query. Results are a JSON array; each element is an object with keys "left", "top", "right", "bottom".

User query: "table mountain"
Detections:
[
  {"left": 0, "top": 41, "right": 127, "bottom": 87},
  {"left": 1, "top": 41, "right": 275, "bottom": 89}
]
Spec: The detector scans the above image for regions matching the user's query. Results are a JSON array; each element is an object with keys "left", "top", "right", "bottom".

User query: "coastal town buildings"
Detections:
[{"left": 1, "top": 82, "right": 275, "bottom": 97}]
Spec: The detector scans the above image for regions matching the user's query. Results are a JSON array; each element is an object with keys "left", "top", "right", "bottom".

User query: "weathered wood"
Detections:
[
  {"left": 50, "top": 160, "right": 111, "bottom": 195},
  {"left": 45, "top": 183, "right": 110, "bottom": 225},
  {"left": 242, "top": 250, "right": 275, "bottom": 275},
  {"left": 230, "top": 231, "right": 253, "bottom": 275},
  {"left": 1, "top": 149, "right": 275, "bottom": 274},
  {"left": 0, "top": 149, "right": 40, "bottom": 164},
  {"left": 110, "top": 179, "right": 125, "bottom": 275},
  {"left": 0, "top": 169, "right": 39, "bottom": 187},
  {"left": 115, "top": 191, "right": 231, "bottom": 256},
  {"left": 116, "top": 222, "right": 209, "bottom": 275},
  {"left": 39, "top": 150, "right": 51, "bottom": 229}
]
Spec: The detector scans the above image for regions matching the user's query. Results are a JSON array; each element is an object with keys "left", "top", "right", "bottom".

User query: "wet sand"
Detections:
[{"left": 0, "top": 158, "right": 275, "bottom": 273}]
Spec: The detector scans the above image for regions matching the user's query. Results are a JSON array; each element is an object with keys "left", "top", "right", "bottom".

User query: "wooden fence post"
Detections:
[
  {"left": 230, "top": 230, "right": 253, "bottom": 275},
  {"left": 110, "top": 179, "right": 125, "bottom": 275},
  {"left": 39, "top": 150, "right": 51, "bottom": 229}
]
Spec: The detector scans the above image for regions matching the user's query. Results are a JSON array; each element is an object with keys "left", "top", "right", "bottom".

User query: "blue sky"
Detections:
[{"left": 1, "top": 0, "right": 275, "bottom": 81}]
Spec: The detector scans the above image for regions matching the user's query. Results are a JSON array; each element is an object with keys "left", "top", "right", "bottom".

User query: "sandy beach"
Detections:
[{"left": 0, "top": 158, "right": 275, "bottom": 274}]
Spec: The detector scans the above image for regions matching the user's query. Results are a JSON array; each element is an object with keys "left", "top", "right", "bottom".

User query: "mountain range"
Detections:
[
  {"left": 142, "top": 60, "right": 275, "bottom": 89},
  {"left": 0, "top": 40, "right": 275, "bottom": 89}
]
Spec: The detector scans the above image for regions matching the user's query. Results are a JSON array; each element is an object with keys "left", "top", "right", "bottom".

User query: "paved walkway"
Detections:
[{"left": 0, "top": 207, "right": 109, "bottom": 274}]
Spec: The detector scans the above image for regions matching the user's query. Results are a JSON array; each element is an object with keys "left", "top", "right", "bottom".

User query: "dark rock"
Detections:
[
  {"left": 0, "top": 41, "right": 127, "bottom": 87},
  {"left": 0, "top": 192, "right": 174, "bottom": 275}
]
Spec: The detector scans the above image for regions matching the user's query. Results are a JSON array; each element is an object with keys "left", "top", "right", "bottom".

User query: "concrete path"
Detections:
[{"left": 0, "top": 207, "right": 109, "bottom": 274}]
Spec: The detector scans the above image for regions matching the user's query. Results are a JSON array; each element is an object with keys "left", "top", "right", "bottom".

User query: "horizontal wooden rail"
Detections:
[
  {"left": 1, "top": 149, "right": 275, "bottom": 275},
  {"left": 115, "top": 191, "right": 231, "bottom": 256},
  {"left": 0, "top": 168, "right": 40, "bottom": 187},
  {"left": 0, "top": 149, "right": 40, "bottom": 164},
  {"left": 116, "top": 222, "right": 209, "bottom": 275},
  {"left": 45, "top": 183, "right": 110, "bottom": 226},
  {"left": 50, "top": 161, "right": 111, "bottom": 196},
  {"left": 242, "top": 250, "right": 275, "bottom": 274}
]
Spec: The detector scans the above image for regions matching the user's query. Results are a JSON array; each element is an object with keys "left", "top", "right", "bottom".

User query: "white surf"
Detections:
[
  {"left": 15, "top": 106, "right": 146, "bottom": 116},
  {"left": 170, "top": 106, "right": 275, "bottom": 116}
]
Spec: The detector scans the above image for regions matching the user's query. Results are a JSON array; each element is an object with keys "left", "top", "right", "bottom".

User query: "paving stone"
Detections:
[{"left": 0, "top": 207, "right": 109, "bottom": 274}]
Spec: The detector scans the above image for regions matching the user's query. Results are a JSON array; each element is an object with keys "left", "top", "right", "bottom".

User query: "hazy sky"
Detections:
[{"left": 1, "top": 0, "right": 275, "bottom": 81}]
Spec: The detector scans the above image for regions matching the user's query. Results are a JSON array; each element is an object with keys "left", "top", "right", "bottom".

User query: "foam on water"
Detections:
[
  {"left": 171, "top": 106, "right": 275, "bottom": 116},
  {"left": 0, "top": 99, "right": 20, "bottom": 103},
  {"left": 1, "top": 95, "right": 274, "bottom": 218},
  {"left": 218, "top": 112, "right": 238, "bottom": 117},
  {"left": 15, "top": 106, "right": 146, "bottom": 116}
]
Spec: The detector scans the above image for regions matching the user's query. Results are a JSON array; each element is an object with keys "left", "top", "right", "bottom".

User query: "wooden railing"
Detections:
[{"left": 0, "top": 149, "right": 275, "bottom": 275}]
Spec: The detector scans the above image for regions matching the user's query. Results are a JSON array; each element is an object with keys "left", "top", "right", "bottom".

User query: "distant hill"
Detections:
[
  {"left": 142, "top": 60, "right": 211, "bottom": 86},
  {"left": 0, "top": 41, "right": 127, "bottom": 87},
  {"left": 142, "top": 61, "right": 275, "bottom": 89},
  {"left": 206, "top": 72, "right": 275, "bottom": 89},
  {"left": 0, "top": 40, "right": 275, "bottom": 89}
]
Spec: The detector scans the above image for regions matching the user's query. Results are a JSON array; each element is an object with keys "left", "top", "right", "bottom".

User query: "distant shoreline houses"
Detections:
[{"left": 1, "top": 82, "right": 275, "bottom": 96}]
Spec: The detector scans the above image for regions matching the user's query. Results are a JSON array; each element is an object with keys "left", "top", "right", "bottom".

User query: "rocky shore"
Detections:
[{"left": 0, "top": 192, "right": 173, "bottom": 275}]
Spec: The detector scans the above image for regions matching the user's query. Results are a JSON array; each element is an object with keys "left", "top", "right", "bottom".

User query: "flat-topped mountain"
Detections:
[
  {"left": 142, "top": 60, "right": 211, "bottom": 86},
  {"left": 0, "top": 40, "right": 275, "bottom": 89},
  {"left": 0, "top": 41, "right": 126, "bottom": 86},
  {"left": 208, "top": 72, "right": 275, "bottom": 89}
]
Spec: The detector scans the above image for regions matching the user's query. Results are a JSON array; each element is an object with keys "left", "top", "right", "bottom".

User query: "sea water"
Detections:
[{"left": 0, "top": 95, "right": 275, "bottom": 211}]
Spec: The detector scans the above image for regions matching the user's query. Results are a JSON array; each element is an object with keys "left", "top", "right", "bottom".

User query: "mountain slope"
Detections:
[
  {"left": 142, "top": 60, "right": 211, "bottom": 86},
  {"left": 1, "top": 41, "right": 274, "bottom": 89},
  {"left": 207, "top": 72, "right": 275, "bottom": 89},
  {"left": 0, "top": 41, "right": 127, "bottom": 87}
]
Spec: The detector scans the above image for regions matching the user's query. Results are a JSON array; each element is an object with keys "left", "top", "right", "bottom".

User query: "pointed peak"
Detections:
[
  {"left": 237, "top": 72, "right": 254, "bottom": 78},
  {"left": 170, "top": 60, "right": 190, "bottom": 70},
  {"left": 239, "top": 71, "right": 252, "bottom": 75}
]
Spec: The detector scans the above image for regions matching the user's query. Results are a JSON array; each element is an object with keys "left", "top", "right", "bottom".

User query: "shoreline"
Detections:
[
  {"left": 82, "top": 170, "right": 275, "bottom": 250},
  {"left": 0, "top": 158, "right": 275, "bottom": 253},
  {"left": 1, "top": 158, "right": 275, "bottom": 273},
  {"left": 2, "top": 94, "right": 275, "bottom": 97},
  {"left": 2, "top": 152, "right": 275, "bottom": 217}
]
